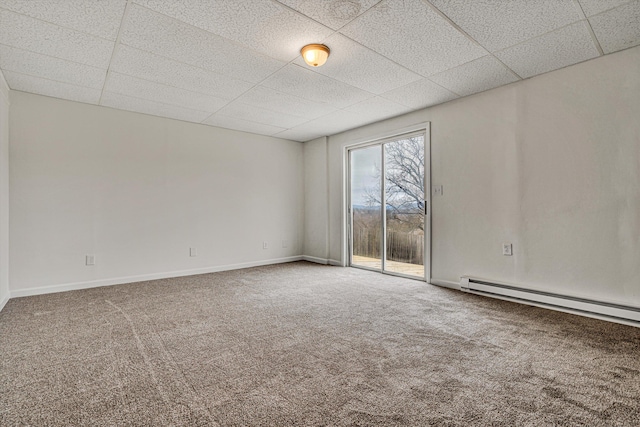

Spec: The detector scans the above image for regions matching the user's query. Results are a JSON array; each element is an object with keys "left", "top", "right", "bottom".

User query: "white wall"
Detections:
[
  {"left": 9, "top": 92, "right": 304, "bottom": 294},
  {"left": 309, "top": 45, "right": 640, "bottom": 307},
  {"left": 303, "top": 136, "right": 330, "bottom": 263},
  {"left": 0, "top": 71, "right": 9, "bottom": 309}
]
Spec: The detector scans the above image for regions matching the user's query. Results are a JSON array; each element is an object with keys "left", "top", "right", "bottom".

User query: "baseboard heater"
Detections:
[{"left": 460, "top": 276, "right": 640, "bottom": 326}]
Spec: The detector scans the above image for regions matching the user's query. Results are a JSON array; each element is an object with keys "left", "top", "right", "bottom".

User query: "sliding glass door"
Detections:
[
  {"left": 349, "top": 131, "right": 429, "bottom": 280},
  {"left": 350, "top": 145, "right": 383, "bottom": 270}
]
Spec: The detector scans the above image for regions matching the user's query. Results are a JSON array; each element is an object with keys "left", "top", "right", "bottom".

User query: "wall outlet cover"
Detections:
[
  {"left": 86, "top": 255, "right": 95, "bottom": 266},
  {"left": 503, "top": 243, "right": 513, "bottom": 256}
]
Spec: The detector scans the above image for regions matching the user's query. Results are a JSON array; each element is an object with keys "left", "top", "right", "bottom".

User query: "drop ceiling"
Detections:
[{"left": 0, "top": 0, "right": 638, "bottom": 142}]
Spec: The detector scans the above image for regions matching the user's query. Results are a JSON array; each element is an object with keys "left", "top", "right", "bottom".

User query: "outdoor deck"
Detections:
[{"left": 352, "top": 255, "right": 424, "bottom": 278}]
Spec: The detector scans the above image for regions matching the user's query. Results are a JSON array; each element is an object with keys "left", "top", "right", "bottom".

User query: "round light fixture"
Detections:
[{"left": 300, "top": 44, "right": 330, "bottom": 67}]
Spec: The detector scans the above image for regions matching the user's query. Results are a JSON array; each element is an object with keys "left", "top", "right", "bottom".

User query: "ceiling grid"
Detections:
[{"left": 0, "top": 0, "right": 637, "bottom": 141}]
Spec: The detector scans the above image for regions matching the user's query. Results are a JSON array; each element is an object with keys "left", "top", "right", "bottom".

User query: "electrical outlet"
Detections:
[
  {"left": 502, "top": 243, "right": 513, "bottom": 256},
  {"left": 433, "top": 185, "right": 443, "bottom": 196},
  {"left": 282, "top": 240, "right": 288, "bottom": 248},
  {"left": 190, "top": 247, "right": 197, "bottom": 257},
  {"left": 263, "top": 242, "right": 268, "bottom": 249},
  {"left": 86, "top": 255, "right": 95, "bottom": 266}
]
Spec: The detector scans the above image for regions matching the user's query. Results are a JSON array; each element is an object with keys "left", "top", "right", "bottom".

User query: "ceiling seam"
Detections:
[
  {"left": 198, "top": 48, "right": 359, "bottom": 128},
  {"left": 572, "top": 0, "right": 605, "bottom": 56},
  {"left": 98, "top": 91, "right": 212, "bottom": 116},
  {"left": 291, "top": 32, "right": 462, "bottom": 100},
  {"left": 271, "top": 0, "right": 385, "bottom": 34},
  {"left": 99, "top": 0, "right": 133, "bottom": 105},
  {"left": 296, "top": 3, "right": 438, "bottom": 97},
  {"left": 584, "top": 22, "right": 605, "bottom": 56},
  {"left": 205, "top": 0, "right": 386, "bottom": 123},
  {"left": 131, "top": 3, "right": 301, "bottom": 65},
  {"left": 488, "top": 18, "right": 603, "bottom": 59},
  {"left": 257, "top": 2, "right": 429, "bottom": 92},
  {"left": 94, "top": 70, "right": 232, "bottom": 102},
  {"left": 103, "top": 44, "right": 256, "bottom": 86},
  {"left": 0, "top": 6, "right": 120, "bottom": 43},
  {"left": 325, "top": 0, "right": 386, "bottom": 33},
  {"left": 127, "top": 1, "right": 311, "bottom": 123},
  {"left": 207, "top": 111, "right": 293, "bottom": 130},
  {"left": 103, "top": 2, "right": 318, "bottom": 122},
  {"left": 116, "top": 3, "right": 314, "bottom": 126},
  {"left": 198, "top": 59, "right": 317, "bottom": 127},
  {"left": 92, "top": 98, "right": 236, "bottom": 129},
  {"left": 0, "top": 45, "right": 250, "bottom": 104},
  {"left": 0, "top": 68, "right": 11, "bottom": 97},
  {"left": 421, "top": 0, "right": 523, "bottom": 80},
  {"left": 0, "top": 43, "right": 108, "bottom": 71},
  {"left": 103, "top": 1, "right": 406, "bottom": 128},
  {"left": 0, "top": 69, "right": 101, "bottom": 91},
  {"left": 268, "top": 0, "right": 339, "bottom": 31}
]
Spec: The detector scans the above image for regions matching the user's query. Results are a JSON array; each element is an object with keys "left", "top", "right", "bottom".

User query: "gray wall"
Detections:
[
  {"left": 0, "top": 71, "right": 8, "bottom": 308},
  {"left": 9, "top": 92, "right": 304, "bottom": 294},
  {"left": 306, "top": 45, "right": 640, "bottom": 307},
  {"left": 303, "top": 136, "right": 329, "bottom": 262}
]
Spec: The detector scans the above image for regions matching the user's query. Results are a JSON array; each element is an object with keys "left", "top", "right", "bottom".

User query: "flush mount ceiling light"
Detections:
[{"left": 300, "top": 44, "right": 330, "bottom": 67}]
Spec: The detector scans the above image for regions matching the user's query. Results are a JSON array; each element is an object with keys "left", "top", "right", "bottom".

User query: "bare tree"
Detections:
[{"left": 364, "top": 136, "right": 425, "bottom": 230}]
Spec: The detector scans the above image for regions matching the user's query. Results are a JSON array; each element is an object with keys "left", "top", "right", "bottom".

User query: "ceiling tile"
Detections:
[
  {"left": 0, "top": 44, "right": 106, "bottom": 89},
  {"left": 215, "top": 101, "right": 310, "bottom": 129},
  {"left": 261, "top": 63, "right": 373, "bottom": 109},
  {"left": 234, "top": 86, "right": 338, "bottom": 120},
  {"left": 132, "top": 0, "right": 333, "bottom": 62},
  {"left": 120, "top": 4, "right": 285, "bottom": 83},
  {"left": 101, "top": 92, "right": 211, "bottom": 123},
  {"left": 495, "top": 21, "right": 599, "bottom": 79},
  {"left": 429, "top": 56, "right": 520, "bottom": 97},
  {"left": 340, "top": 0, "right": 486, "bottom": 76},
  {"left": 380, "top": 78, "right": 458, "bottom": 109},
  {"left": 3, "top": 70, "right": 101, "bottom": 104},
  {"left": 293, "top": 34, "right": 423, "bottom": 94},
  {"left": 0, "top": 0, "right": 127, "bottom": 40},
  {"left": 273, "top": 128, "right": 325, "bottom": 142},
  {"left": 288, "top": 109, "right": 373, "bottom": 136},
  {"left": 429, "top": 0, "right": 583, "bottom": 53},
  {"left": 343, "top": 96, "right": 413, "bottom": 123},
  {"left": 589, "top": 1, "right": 640, "bottom": 54},
  {"left": 110, "top": 45, "right": 253, "bottom": 100},
  {"left": 105, "top": 72, "right": 228, "bottom": 113},
  {"left": 578, "top": 0, "right": 632, "bottom": 17},
  {"left": 203, "top": 114, "right": 287, "bottom": 136},
  {"left": 0, "top": 9, "right": 114, "bottom": 68},
  {"left": 275, "top": 0, "right": 380, "bottom": 30}
]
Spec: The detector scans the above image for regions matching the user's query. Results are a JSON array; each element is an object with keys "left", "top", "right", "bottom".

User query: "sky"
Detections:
[{"left": 350, "top": 145, "right": 381, "bottom": 206}]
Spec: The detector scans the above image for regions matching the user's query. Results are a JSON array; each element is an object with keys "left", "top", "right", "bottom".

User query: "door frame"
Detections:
[{"left": 345, "top": 123, "right": 431, "bottom": 282}]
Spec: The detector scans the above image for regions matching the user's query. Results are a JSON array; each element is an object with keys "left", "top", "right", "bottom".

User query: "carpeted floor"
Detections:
[{"left": 1, "top": 261, "right": 639, "bottom": 426}]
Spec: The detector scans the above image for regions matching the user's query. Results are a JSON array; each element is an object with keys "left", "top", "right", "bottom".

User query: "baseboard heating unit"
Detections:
[{"left": 460, "top": 276, "right": 640, "bottom": 326}]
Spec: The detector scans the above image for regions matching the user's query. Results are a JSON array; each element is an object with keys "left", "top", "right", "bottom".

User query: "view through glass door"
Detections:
[{"left": 349, "top": 132, "right": 428, "bottom": 280}]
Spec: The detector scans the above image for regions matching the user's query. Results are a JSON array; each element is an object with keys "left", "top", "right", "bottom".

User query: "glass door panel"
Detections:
[
  {"left": 384, "top": 136, "right": 425, "bottom": 278},
  {"left": 350, "top": 145, "right": 382, "bottom": 270}
]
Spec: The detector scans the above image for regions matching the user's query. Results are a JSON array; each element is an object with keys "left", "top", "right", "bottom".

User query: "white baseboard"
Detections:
[
  {"left": 300, "top": 256, "right": 344, "bottom": 267},
  {"left": 302, "top": 255, "right": 330, "bottom": 265},
  {"left": 0, "top": 293, "right": 9, "bottom": 313},
  {"left": 429, "top": 279, "right": 460, "bottom": 290},
  {"left": 10, "top": 256, "right": 303, "bottom": 298}
]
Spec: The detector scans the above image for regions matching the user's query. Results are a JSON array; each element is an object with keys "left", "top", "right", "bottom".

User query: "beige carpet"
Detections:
[{"left": 1, "top": 261, "right": 639, "bottom": 426}]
